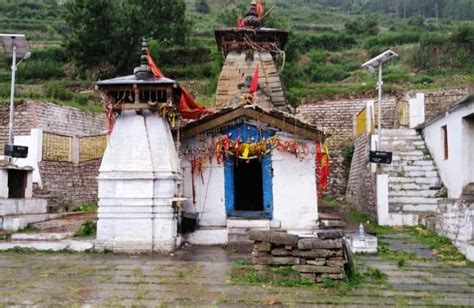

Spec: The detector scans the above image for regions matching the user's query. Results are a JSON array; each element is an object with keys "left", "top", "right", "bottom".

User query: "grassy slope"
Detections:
[{"left": 0, "top": 0, "right": 472, "bottom": 111}]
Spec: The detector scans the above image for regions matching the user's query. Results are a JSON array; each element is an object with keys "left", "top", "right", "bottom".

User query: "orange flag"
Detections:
[
  {"left": 145, "top": 48, "right": 164, "bottom": 78},
  {"left": 249, "top": 64, "right": 259, "bottom": 94},
  {"left": 257, "top": 0, "right": 264, "bottom": 18}
]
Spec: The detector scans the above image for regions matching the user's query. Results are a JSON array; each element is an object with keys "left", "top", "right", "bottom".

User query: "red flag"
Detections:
[
  {"left": 145, "top": 49, "right": 164, "bottom": 78},
  {"left": 237, "top": 17, "right": 245, "bottom": 28},
  {"left": 257, "top": 0, "right": 264, "bottom": 18},
  {"left": 249, "top": 64, "right": 259, "bottom": 94},
  {"left": 179, "top": 88, "right": 212, "bottom": 120}
]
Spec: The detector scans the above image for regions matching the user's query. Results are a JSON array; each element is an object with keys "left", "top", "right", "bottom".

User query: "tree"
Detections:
[
  {"left": 195, "top": 0, "right": 210, "bottom": 14},
  {"left": 64, "top": 0, "right": 190, "bottom": 78}
]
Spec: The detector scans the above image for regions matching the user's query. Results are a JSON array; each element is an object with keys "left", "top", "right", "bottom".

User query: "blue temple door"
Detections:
[{"left": 224, "top": 154, "right": 273, "bottom": 219}]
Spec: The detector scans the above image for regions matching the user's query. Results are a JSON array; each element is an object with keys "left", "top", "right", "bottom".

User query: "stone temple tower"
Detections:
[{"left": 214, "top": 3, "right": 289, "bottom": 108}]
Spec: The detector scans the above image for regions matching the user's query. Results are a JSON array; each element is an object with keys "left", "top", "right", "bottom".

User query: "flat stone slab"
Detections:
[
  {"left": 248, "top": 231, "right": 298, "bottom": 246},
  {"left": 297, "top": 238, "right": 343, "bottom": 250}
]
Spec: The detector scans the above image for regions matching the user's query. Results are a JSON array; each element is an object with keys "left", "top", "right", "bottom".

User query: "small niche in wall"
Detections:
[
  {"left": 441, "top": 125, "right": 448, "bottom": 160},
  {"left": 8, "top": 170, "right": 27, "bottom": 198}
]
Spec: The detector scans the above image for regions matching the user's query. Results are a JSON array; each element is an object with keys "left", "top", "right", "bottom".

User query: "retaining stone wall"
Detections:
[
  {"left": 345, "top": 134, "right": 377, "bottom": 220},
  {"left": 424, "top": 87, "right": 473, "bottom": 122},
  {"left": 249, "top": 230, "right": 350, "bottom": 282},
  {"left": 297, "top": 98, "right": 396, "bottom": 198},
  {"left": 430, "top": 199, "right": 474, "bottom": 261},
  {"left": 0, "top": 101, "right": 107, "bottom": 211}
]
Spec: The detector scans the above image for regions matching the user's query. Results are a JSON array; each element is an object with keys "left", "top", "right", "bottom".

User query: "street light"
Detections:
[
  {"left": 362, "top": 49, "right": 398, "bottom": 151},
  {"left": 0, "top": 34, "right": 31, "bottom": 160}
]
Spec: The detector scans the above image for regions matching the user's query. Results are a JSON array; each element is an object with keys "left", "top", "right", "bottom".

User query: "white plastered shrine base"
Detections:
[{"left": 96, "top": 110, "right": 181, "bottom": 253}]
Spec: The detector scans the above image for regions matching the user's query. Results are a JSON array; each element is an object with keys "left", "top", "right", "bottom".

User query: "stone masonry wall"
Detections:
[
  {"left": 345, "top": 134, "right": 377, "bottom": 220},
  {"left": 37, "top": 160, "right": 101, "bottom": 211},
  {"left": 0, "top": 101, "right": 37, "bottom": 153},
  {"left": 297, "top": 97, "right": 396, "bottom": 198},
  {"left": 429, "top": 199, "right": 474, "bottom": 261},
  {"left": 0, "top": 101, "right": 107, "bottom": 211},
  {"left": 424, "top": 86, "right": 473, "bottom": 122}
]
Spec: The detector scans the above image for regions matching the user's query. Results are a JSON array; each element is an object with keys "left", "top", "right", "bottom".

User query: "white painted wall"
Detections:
[
  {"left": 181, "top": 132, "right": 319, "bottom": 238},
  {"left": 271, "top": 134, "right": 318, "bottom": 231},
  {"left": 181, "top": 154, "right": 227, "bottom": 227},
  {"left": 409, "top": 92, "right": 425, "bottom": 128},
  {"left": 13, "top": 128, "right": 43, "bottom": 188},
  {"left": 423, "top": 102, "right": 474, "bottom": 198}
]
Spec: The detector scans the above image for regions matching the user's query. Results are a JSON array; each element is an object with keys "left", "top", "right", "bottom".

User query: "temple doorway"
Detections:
[{"left": 234, "top": 159, "right": 264, "bottom": 212}]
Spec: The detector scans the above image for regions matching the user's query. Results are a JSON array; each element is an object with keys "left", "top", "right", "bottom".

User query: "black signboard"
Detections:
[
  {"left": 369, "top": 151, "right": 392, "bottom": 165},
  {"left": 4, "top": 145, "right": 28, "bottom": 158}
]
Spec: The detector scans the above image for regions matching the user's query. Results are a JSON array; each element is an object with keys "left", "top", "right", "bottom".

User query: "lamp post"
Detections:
[
  {"left": 362, "top": 49, "right": 398, "bottom": 151},
  {"left": 0, "top": 34, "right": 30, "bottom": 160}
]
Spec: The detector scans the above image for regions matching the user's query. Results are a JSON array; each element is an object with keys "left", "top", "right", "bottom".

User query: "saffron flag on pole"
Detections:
[
  {"left": 249, "top": 64, "right": 259, "bottom": 94},
  {"left": 257, "top": 0, "right": 264, "bottom": 18}
]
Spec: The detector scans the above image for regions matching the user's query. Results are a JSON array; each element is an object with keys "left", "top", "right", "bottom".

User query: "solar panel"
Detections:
[{"left": 0, "top": 34, "right": 28, "bottom": 58}]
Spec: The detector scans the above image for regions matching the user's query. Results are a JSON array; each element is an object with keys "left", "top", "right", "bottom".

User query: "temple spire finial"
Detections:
[{"left": 134, "top": 38, "right": 153, "bottom": 80}]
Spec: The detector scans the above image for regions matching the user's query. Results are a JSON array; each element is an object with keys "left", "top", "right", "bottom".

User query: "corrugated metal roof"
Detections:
[{"left": 96, "top": 75, "right": 176, "bottom": 86}]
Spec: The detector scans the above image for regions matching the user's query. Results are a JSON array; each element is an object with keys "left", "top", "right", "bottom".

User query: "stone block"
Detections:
[
  {"left": 293, "top": 265, "right": 342, "bottom": 274},
  {"left": 269, "top": 257, "right": 300, "bottom": 265},
  {"left": 326, "top": 260, "right": 346, "bottom": 268},
  {"left": 292, "top": 249, "right": 334, "bottom": 258},
  {"left": 317, "top": 230, "right": 345, "bottom": 240},
  {"left": 306, "top": 259, "right": 326, "bottom": 266},
  {"left": 254, "top": 241, "right": 272, "bottom": 252},
  {"left": 248, "top": 230, "right": 298, "bottom": 247},
  {"left": 271, "top": 248, "right": 291, "bottom": 256},
  {"left": 251, "top": 250, "right": 270, "bottom": 258},
  {"left": 297, "top": 238, "right": 343, "bottom": 250},
  {"left": 252, "top": 256, "right": 270, "bottom": 265}
]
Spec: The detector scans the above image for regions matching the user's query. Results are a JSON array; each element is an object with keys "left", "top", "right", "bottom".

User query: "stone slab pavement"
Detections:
[{"left": 0, "top": 241, "right": 473, "bottom": 307}]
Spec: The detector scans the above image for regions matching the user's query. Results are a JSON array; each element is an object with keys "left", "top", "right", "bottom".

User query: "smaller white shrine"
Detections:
[{"left": 95, "top": 41, "right": 183, "bottom": 253}]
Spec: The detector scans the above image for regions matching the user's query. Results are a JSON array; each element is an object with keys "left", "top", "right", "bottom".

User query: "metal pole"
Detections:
[
  {"left": 8, "top": 45, "right": 17, "bottom": 146},
  {"left": 377, "top": 63, "right": 383, "bottom": 151}
]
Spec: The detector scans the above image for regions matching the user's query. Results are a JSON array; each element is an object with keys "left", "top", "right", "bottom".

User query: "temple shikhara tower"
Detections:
[{"left": 214, "top": 2, "right": 288, "bottom": 108}]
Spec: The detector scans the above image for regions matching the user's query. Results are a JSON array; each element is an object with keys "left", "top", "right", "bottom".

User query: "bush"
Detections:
[
  {"left": 451, "top": 24, "right": 474, "bottom": 50},
  {"left": 74, "top": 220, "right": 96, "bottom": 238},
  {"left": 363, "top": 32, "right": 421, "bottom": 49},
  {"left": 17, "top": 60, "right": 65, "bottom": 81},
  {"left": 302, "top": 33, "right": 357, "bottom": 52},
  {"left": 43, "top": 81, "right": 74, "bottom": 101},
  {"left": 32, "top": 46, "right": 68, "bottom": 62},
  {"left": 195, "top": 0, "right": 210, "bottom": 14},
  {"left": 344, "top": 14, "right": 379, "bottom": 36}
]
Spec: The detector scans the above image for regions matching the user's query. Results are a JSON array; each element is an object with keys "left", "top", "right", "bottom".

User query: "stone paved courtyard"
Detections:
[{"left": 0, "top": 230, "right": 473, "bottom": 307}]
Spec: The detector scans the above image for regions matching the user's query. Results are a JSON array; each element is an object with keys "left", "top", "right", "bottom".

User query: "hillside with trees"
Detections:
[{"left": 0, "top": 0, "right": 473, "bottom": 110}]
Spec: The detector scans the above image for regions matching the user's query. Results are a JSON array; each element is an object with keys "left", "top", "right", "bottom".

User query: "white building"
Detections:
[
  {"left": 419, "top": 94, "right": 474, "bottom": 198},
  {"left": 179, "top": 104, "right": 323, "bottom": 247}
]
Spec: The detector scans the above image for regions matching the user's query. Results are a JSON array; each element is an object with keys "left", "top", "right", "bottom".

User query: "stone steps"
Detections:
[
  {"left": 389, "top": 189, "right": 438, "bottom": 198},
  {"left": 0, "top": 213, "right": 63, "bottom": 231},
  {"left": 380, "top": 128, "right": 443, "bottom": 226},
  {"left": 226, "top": 219, "right": 271, "bottom": 252}
]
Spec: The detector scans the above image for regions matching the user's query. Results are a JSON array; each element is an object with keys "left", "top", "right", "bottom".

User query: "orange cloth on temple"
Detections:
[{"left": 145, "top": 48, "right": 211, "bottom": 120}]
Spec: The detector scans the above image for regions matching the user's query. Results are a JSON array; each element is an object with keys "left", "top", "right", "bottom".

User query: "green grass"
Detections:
[
  {"left": 229, "top": 262, "right": 314, "bottom": 287},
  {"left": 72, "top": 203, "right": 98, "bottom": 213},
  {"left": 73, "top": 221, "right": 97, "bottom": 238}
]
